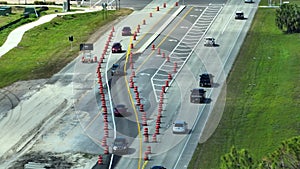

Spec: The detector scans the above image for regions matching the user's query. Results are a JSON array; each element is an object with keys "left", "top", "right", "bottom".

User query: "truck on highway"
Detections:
[
  {"left": 199, "top": 73, "right": 213, "bottom": 87},
  {"left": 190, "top": 88, "right": 206, "bottom": 103}
]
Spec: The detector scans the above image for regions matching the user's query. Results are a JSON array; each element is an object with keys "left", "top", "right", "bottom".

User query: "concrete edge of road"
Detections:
[{"left": 135, "top": 5, "right": 186, "bottom": 54}]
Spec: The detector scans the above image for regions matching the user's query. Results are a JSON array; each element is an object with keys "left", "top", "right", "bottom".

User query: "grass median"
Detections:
[
  {"left": 188, "top": 7, "right": 300, "bottom": 169},
  {"left": 0, "top": 8, "right": 132, "bottom": 88}
]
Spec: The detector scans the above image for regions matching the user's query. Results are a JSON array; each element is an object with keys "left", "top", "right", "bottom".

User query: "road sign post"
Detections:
[{"left": 68, "top": 35, "right": 73, "bottom": 50}]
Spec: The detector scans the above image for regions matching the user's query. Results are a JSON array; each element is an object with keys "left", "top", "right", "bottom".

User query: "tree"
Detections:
[
  {"left": 275, "top": 3, "right": 300, "bottom": 33},
  {"left": 220, "top": 136, "right": 300, "bottom": 168},
  {"left": 258, "top": 136, "right": 300, "bottom": 169},
  {"left": 220, "top": 146, "right": 257, "bottom": 169}
]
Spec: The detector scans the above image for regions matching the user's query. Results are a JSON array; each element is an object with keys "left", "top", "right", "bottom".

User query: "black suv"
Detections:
[
  {"left": 199, "top": 73, "right": 213, "bottom": 87},
  {"left": 112, "top": 137, "right": 128, "bottom": 154},
  {"left": 190, "top": 88, "right": 206, "bottom": 103},
  {"left": 235, "top": 11, "right": 244, "bottom": 19},
  {"left": 150, "top": 166, "right": 166, "bottom": 169},
  {"left": 112, "top": 42, "right": 122, "bottom": 53}
]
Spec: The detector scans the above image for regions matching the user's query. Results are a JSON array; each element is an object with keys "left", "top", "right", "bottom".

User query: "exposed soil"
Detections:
[{"left": 8, "top": 151, "right": 95, "bottom": 169}]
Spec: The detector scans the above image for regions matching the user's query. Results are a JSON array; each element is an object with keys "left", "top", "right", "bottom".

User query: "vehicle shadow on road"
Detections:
[
  {"left": 239, "top": 17, "right": 248, "bottom": 20},
  {"left": 212, "top": 83, "right": 220, "bottom": 88},
  {"left": 204, "top": 98, "right": 212, "bottom": 104},
  {"left": 120, "top": 111, "right": 132, "bottom": 117},
  {"left": 187, "top": 129, "right": 192, "bottom": 134}
]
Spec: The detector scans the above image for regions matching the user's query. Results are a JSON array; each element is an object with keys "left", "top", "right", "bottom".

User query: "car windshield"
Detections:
[
  {"left": 113, "top": 43, "right": 121, "bottom": 47},
  {"left": 175, "top": 123, "right": 184, "bottom": 127},
  {"left": 123, "top": 27, "right": 131, "bottom": 31},
  {"left": 114, "top": 139, "right": 125, "bottom": 145}
]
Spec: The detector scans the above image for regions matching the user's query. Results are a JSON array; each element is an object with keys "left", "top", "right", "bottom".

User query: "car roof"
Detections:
[
  {"left": 201, "top": 73, "right": 210, "bottom": 76},
  {"left": 191, "top": 88, "right": 206, "bottom": 94},
  {"left": 112, "top": 42, "right": 121, "bottom": 47},
  {"left": 236, "top": 11, "right": 243, "bottom": 13},
  {"left": 150, "top": 166, "right": 165, "bottom": 169}
]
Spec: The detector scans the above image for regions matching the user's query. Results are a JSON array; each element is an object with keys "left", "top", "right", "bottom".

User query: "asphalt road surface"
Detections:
[{"left": 101, "top": 0, "right": 260, "bottom": 168}]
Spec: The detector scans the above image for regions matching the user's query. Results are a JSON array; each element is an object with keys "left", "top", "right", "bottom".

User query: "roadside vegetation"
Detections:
[
  {"left": 0, "top": 8, "right": 133, "bottom": 88},
  {"left": 0, "top": 6, "right": 23, "bottom": 27},
  {"left": 0, "top": 6, "right": 67, "bottom": 46},
  {"left": 0, "top": 6, "right": 26, "bottom": 45},
  {"left": 188, "top": 4, "right": 300, "bottom": 169},
  {"left": 259, "top": 0, "right": 300, "bottom": 6},
  {"left": 220, "top": 136, "right": 300, "bottom": 168},
  {"left": 276, "top": 3, "right": 300, "bottom": 33}
]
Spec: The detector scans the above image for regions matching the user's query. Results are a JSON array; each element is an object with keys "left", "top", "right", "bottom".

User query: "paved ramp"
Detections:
[{"left": 151, "top": 4, "right": 223, "bottom": 101}]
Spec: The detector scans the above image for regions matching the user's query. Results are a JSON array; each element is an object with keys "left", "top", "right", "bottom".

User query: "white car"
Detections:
[
  {"left": 244, "top": 0, "right": 254, "bottom": 3},
  {"left": 204, "top": 37, "right": 216, "bottom": 47},
  {"left": 172, "top": 120, "right": 188, "bottom": 134}
]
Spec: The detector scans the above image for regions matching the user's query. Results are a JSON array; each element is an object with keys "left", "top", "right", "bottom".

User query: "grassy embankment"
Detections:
[
  {"left": 0, "top": 8, "right": 132, "bottom": 88},
  {"left": 188, "top": 6, "right": 300, "bottom": 169},
  {"left": 0, "top": 6, "right": 25, "bottom": 45},
  {"left": 0, "top": 6, "right": 63, "bottom": 46},
  {"left": 259, "top": 0, "right": 300, "bottom": 6}
]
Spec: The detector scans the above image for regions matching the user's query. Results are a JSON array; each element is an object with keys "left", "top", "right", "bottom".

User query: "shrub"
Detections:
[{"left": 33, "top": 1, "right": 55, "bottom": 5}]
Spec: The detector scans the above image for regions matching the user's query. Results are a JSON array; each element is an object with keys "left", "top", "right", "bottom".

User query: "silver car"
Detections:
[
  {"left": 204, "top": 37, "right": 216, "bottom": 47},
  {"left": 244, "top": 0, "right": 254, "bottom": 3},
  {"left": 172, "top": 120, "right": 188, "bottom": 134}
]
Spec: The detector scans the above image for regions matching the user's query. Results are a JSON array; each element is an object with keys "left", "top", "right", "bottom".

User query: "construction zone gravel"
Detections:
[{"left": 0, "top": 79, "right": 103, "bottom": 169}]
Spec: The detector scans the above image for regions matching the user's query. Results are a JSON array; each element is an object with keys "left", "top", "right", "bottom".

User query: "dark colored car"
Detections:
[
  {"left": 150, "top": 166, "right": 166, "bottom": 169},
  {"left": 199, "top": 73, "right": 213, "bottom": 87},
  {"left": 190, "top": 88, "right": 206, "bottom": 103},
  {"left": 112, "top": 137, "right": 128, "bottom": 154},
  {"left": 122, "top": 26, "right": 132, "bottom": 36},
  {"left": 112, "top": 42, "right": 122, "bottom": 53},
  {"left": 113, "top": 104, "right": 126, "bottom": 117},
  {"left": 235, "top": 11, "right": 244, "bottom": 19}
]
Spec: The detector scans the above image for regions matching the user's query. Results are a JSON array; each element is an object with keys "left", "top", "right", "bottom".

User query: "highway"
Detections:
[{"left": 103, "top": 0, "right": 260, "bottom": 169}]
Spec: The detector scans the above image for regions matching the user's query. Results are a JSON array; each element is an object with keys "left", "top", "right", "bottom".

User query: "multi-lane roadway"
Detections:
[{"left": 89, "top": 0, "right": 260, "bottom": 168}]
